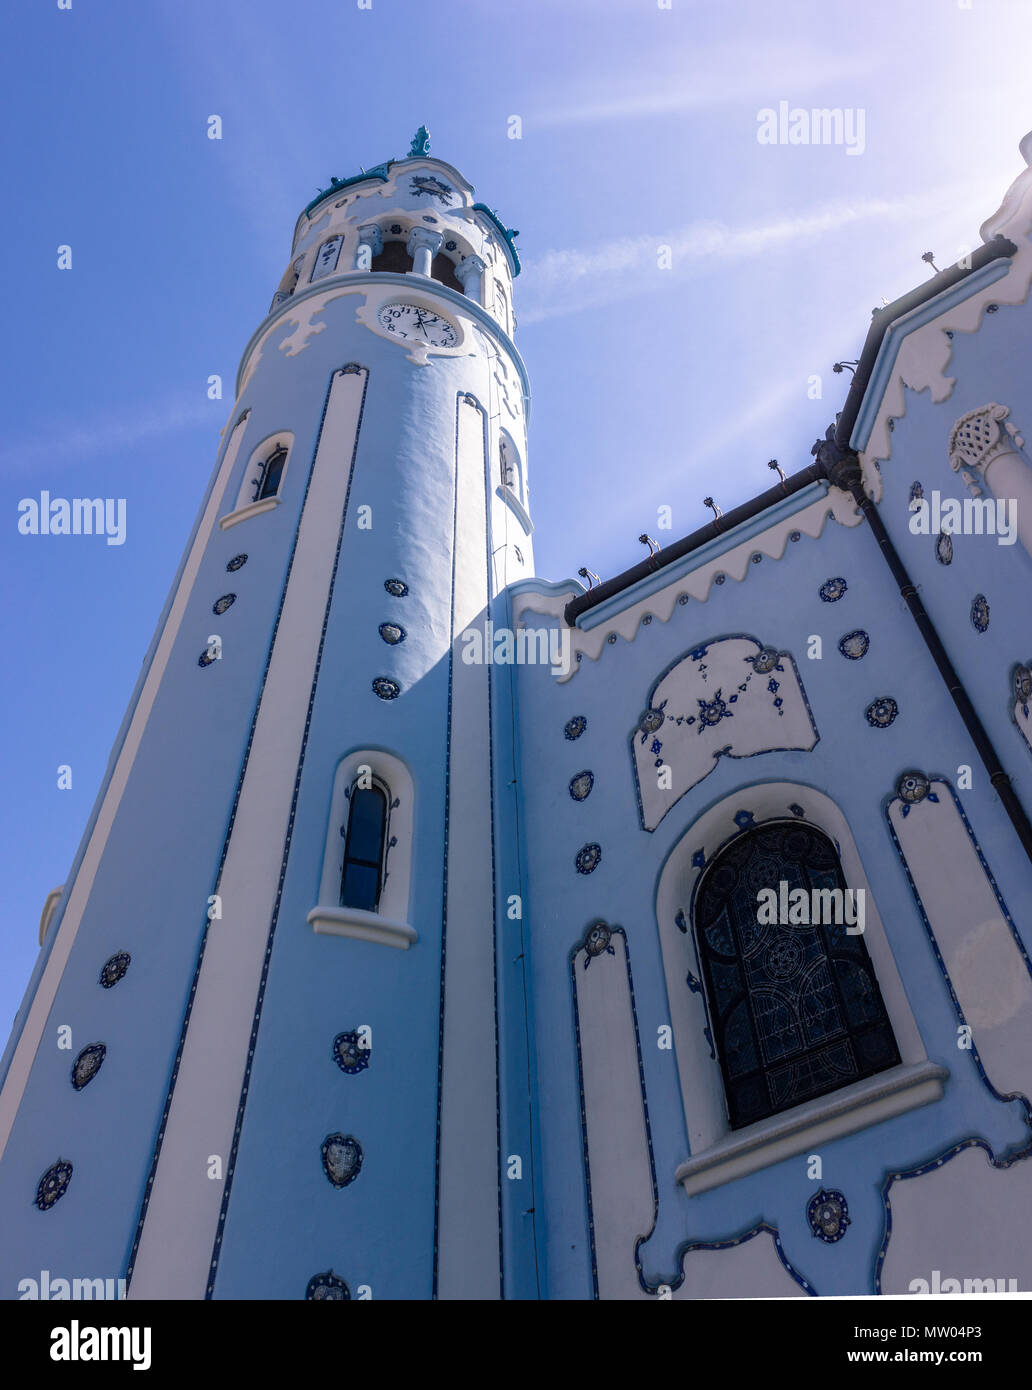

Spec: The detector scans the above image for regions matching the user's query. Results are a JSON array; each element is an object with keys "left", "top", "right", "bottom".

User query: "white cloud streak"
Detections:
[
  {"left": 518, "top": 186, "right": 977, "bottom": 325},
  {"left": 1, "top": 395, "right": 221, "bottom": 479}
]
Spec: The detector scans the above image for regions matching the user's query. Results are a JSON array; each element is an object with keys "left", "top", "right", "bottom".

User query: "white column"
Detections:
[
  {"left": 406, "top": 226, "right": 443, "bottom": 277},
  {"left": 355, "top": 223, "right": 383, "bottom": 270},
  {"left": 454, "top": 254, "right": 486, "bottom": 305},
  {"left": 949, "top": 402, "right": 1032, "bottom": 558}
]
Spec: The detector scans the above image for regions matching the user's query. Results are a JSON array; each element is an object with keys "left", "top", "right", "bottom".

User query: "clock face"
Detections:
[{"left": 378, "top": 303, "right": 457, "bottom": 347}]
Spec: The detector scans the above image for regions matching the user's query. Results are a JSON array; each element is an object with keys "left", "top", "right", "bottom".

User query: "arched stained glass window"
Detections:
[
  {"left": 257, "top": 446, "right": 287, "bottom": 502},
  {"left": 340, "top": 782, "right": 389, "bottom": 913},
  {"left": 694, "top": 820, "right": 900, "bottom": 1130}
]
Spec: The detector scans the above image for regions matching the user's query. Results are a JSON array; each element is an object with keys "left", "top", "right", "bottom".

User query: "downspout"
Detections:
[{"left": 813, "top": 431, "right": 1032, "bottom": 866}]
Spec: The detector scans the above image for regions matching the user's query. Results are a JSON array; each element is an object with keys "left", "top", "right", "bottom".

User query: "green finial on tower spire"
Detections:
[{"left": 409, "top": 125, "right": 431, "bottom": 158}]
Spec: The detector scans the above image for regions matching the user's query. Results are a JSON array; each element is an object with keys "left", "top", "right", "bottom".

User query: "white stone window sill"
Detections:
[
  {"left": 219, "top": 496, "right": 281, "bottom": 531},
  {"left": 307, "top": 905, "right": 417, "bottom": 951},
  {"left": 496, "top": 485, "right": 534, "bottom": 535},
  {"left": 674, "top": 1060, "right": 948, "bottom": 1197}
]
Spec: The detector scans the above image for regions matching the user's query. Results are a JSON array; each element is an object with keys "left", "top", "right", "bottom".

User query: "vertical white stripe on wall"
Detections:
[
  {"left": 436, "top": 396, "right": 501, "bottom": 1299},
  {"left": 889, "top": 781, "right": 1032, "bottom": 1097},
  {"left": 0, "top": 411, "right": 251, "bottom": 1165},
  {"left": 574, "top": 931, "right": 654, "bottom": 1300},
  {"left": 129, "top": 369, "right": 366, "bottom": 1299}
]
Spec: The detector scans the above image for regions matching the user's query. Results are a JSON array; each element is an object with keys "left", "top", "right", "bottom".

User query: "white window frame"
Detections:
[
  {"left": 307, "top": 749, "right": 416, "bottom": 950},
  {"left": 219, "top": 431, "right": 294, "bottom": 531},
  {"left": 655, "top": 781, "right": 946, "bottom": 1196}
]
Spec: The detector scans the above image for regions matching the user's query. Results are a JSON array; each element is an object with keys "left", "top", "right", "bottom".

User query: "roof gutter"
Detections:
[
  {"left": 564, "top": 464, "right": 825, "bottom": 625},
  {"left": 832, "top": 233, "right": 1017, "bottom": 450},
  {"left": 564, "top": 235, "right": 1017, "bottom": 629},
  {"left": 807, "top": 234, "right": 1032, "bottom": 866}
]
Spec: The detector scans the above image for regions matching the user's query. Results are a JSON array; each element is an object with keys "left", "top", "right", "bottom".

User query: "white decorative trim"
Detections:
[
  {"left": 859, "top": 130, "right": 1032, "bottom": 490},
  {"left": 889, "top": 780, "right": 1032, "bottom": 1098},
  {"left": 496, "top": 485, "right": 533, "bottom": 535},
  {"left": 0, "top": 408, "right": 251, "bottom": 1164},
  {"left": 218, "top": 496, "right": 281, "bottom": 531},
  {"left": 573, "top": 930, "right": 654, "bottom": 1300},
  {"left": 675, "top": 1062, "right": 947, "bottom": 1197},
  {"left": 948, "top": 403, "right": 1012, "bottom": 475},
  {"left": 879, "top": 1144, "right": 1032, "bottom": 1294},
  {"left": 634, "top": 639, "right": 818, "bottom": 831},
  {"left": 512, "top": 487, "right": 859, "bottom": 682},
  {"left": 307, "top": 905, "right": 417, "bottom": 950},
  {"left": 37, "top": 887, "right": 63, "bottom": 947},
  {"left": 436, "top": 389, "right": 501, "bottom": 1299},
  {"left": 238, "top": 287, "right": 365, "bottom": 392}
]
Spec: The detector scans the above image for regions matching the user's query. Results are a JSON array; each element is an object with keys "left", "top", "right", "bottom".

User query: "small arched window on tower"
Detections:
[
  {"left": 223, "top": 432, "right": 295, "bottom": 524},
  {"left": 494, "top": 279, "right": 510, "bottom": 335},
  {"left": 271, "top": 256, "right": 306, "bottom": 310},
  {"left": 693, "top": 820, "right": 900, "bottom": 1130},
  {"left": 499, "top": 437, "right": 516, "bottom": 490},
  {"left": 308, "top": 752, "right": 416, "bottom": 949},
  {"left": 339, "top": 778, "right": 390, "bottom": 913},
  {"left": 256, "top": 445, "right": 287, "bottom": 502},
  {"left": 498, "top": 432, "right": 525, "bottom": 508}
]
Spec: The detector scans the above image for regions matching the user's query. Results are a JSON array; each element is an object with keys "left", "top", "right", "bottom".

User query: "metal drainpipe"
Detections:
[{"left": 814, "top": 436, "right": 1032, "bottom": 865}]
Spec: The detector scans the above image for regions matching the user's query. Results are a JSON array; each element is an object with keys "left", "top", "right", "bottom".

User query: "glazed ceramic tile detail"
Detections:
[{"left": 4, "top": 130, "right": 1032, "bottom": 1302}]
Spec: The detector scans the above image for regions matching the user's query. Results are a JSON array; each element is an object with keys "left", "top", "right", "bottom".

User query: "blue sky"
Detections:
[{"left": 2, "top": 0, "right": 1032, "bottom": 1036}]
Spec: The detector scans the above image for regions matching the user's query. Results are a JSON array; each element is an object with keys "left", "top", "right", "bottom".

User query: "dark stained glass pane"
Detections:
[
  {"left": 340, "top": 862, "right": 380, "bottom": 914},
  {"left": 340, "top": 785, "right": 388, "bottom": 912},
  {"left": 346, "top": 787, "right": 386, "bottom": 864},
  {"left": 259, "top": 448, "right": 286, "bottom": 500},
  {"left": 694, "top": 820, "right": 900, "bottom": 1129}
]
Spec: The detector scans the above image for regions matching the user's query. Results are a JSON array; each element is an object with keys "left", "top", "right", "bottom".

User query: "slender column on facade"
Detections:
[
  {"left": 454, "top": 254, "right": 487, "bottom": 305},
  {"left": 355, "top": 222, "right": 383, "bottom": 269},
  {"left": 949, "top": 402, "right": 1032, "bottom": 557},
  {"left": 406, "top": 226, "right": 443, "bottom": 277}
]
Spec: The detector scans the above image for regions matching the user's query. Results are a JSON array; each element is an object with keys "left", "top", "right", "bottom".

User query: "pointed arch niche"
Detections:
[
  {"left": 656, "top": 782, "right": 946, "bottom": 1196},
  {"left": 307, "top": 748, "right": 416, "bottom": 949}
]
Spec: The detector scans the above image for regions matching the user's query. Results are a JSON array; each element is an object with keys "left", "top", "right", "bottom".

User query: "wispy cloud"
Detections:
[
  {"left": 534, "top": 45, "right": 875, "bottom": 128},
  {"left": 1, "top": 394, "right": 220, "bottom": 478},
  {"left": 518, "top": 185, "right": 976, "bottom": 325}
]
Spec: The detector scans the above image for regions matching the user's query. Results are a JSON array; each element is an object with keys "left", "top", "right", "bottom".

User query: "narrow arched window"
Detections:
[
  {"left": 257, "top": 446, "right": 287, "bottom": 501},
  {"left": 499, "top": 437, "right": 515, "bottom": 489},
  {"left": 340, "top": 781, "right": 389, "bottom": 912},
  {"left": 694, "top": 820, "right": 900, "bottom": 1130}
]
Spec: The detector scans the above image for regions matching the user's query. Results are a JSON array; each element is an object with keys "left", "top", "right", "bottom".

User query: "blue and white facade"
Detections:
[{"left": 4, "top": 132, "right": 1032, "bottom": 1300}]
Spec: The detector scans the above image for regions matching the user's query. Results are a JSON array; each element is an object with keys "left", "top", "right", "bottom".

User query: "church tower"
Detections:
[{"left": 0, "top": 131, "right": 538, "bottom": 1300}]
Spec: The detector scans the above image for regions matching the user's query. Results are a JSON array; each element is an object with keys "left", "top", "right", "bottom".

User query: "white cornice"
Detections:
[{"left": 512, "top": 486, "right": 860, "bottom": 682}]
